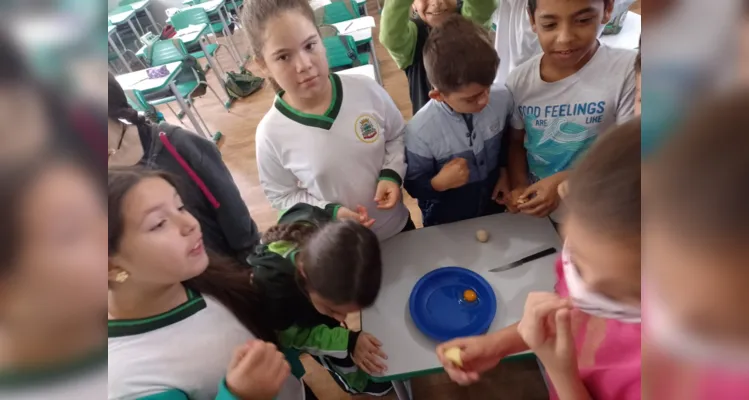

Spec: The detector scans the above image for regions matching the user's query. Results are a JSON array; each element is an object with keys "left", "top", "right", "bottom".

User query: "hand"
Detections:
[
  {"left": 491, "top": 173, "right": 515, "bottom": 212},
  {"left": 516, "top": 176, "right": 563, "bottom": 217},
  {"left": 508, "top": 187, "right": 527, "bottom": 213},
  {"left": 517, "top": 292, "right": 575, "bottom": 372},
  {"left": 436, "top": 335, "right": 504, "bottom": 386},
  {"left": 352, "top": 332, "right": 388, "bottom": 375},
  {"left": 374, "top": 180, "right": 402, "bottom": 210},
  {"left": 431, "top": 158, "right": 470, "bottom": 192},
  {"left": 225, "top": 340, "right": 290, "bottom": 400},
  {"left": 337, "top": 205, "right": 376, "bottom": 228}
]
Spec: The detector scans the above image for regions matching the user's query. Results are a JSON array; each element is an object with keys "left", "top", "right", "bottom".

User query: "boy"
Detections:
[
  {"left": 506, "top": 0, "right": 636, "bottom": 221},
  {"left": 403, "top": 16, "right": 513, "bottom": 227},
  {"left": 379, "top": 0, "right": 496, "bottom": 115}
]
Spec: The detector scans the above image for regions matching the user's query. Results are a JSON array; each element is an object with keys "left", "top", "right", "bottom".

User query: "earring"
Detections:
[{"left": 115, "top": 271, "right": 129, "bottom": 283}]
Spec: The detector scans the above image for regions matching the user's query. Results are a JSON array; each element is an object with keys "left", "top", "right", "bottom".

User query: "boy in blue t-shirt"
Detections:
[
  {"left": 505, "top": 0, "right": 636, "bottom": 221},
  {"left": 404, "top": 15, "right": 514, "bottom": 227}
]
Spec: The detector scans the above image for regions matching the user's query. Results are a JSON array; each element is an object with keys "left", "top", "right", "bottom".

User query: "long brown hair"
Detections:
[{"left": 108, "top": 167, "right": 275, "bottom": 342}]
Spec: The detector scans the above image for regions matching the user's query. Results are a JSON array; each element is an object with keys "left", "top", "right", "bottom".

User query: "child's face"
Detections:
[
  {"left": 109, "top": 178, "right": 209, "bottom": 286},
  {"left": 258, "top": 11, "right": 329, "bottom": 101},
  {"left": 645, "top": 221, "right": 749, "bottom": 352},
  {"left": 563, "top": 214, "right": 641, "bottom": 307},
  {"left": 308, "top": 290, "right": 360, "bottom": 323},
  {"left": 635, "top": 72, "right": 641, "bottom": 116},
  {"left": 414, "top": 0, "right": 458, "bottom": 27},
  {"left": 529, "top": 0, "right": 613, "bottom": 69},
  {"left": 431, "top": 83, "right": 491, "bottom": 114}
]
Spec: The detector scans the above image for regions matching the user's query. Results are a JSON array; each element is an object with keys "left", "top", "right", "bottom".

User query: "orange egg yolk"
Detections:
[{"left": 463, "top": 289, "right": 477, "bottom": 302}]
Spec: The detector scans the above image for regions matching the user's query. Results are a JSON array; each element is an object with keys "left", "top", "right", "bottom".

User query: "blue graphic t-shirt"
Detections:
[{"left": 506, "top": 43, "right": 637, "bottom": 181}]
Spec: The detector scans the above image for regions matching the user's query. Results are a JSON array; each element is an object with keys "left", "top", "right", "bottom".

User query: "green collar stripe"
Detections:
[
  {"left": 274, "top": 74, "right": 343, "bottom": 130},
  {"left": 108, "top": 290, "right": 206, "bottom": 338}
]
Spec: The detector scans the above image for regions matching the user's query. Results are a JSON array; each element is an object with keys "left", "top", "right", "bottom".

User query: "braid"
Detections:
[{"left": 261, "top": 223, "right": 317, "bottom": 246}]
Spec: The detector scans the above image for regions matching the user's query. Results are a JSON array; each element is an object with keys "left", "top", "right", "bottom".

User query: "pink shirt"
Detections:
[{"left": 549, "top": 258, "right": 642, "bottom": 400}]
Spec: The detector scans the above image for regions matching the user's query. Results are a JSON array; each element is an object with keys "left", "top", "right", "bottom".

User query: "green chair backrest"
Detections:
[
  {"left": 170, "top": 8, "right": 211, "bottom": 30},
  {"left": 118, "top": 0, "right": 141, "bottom": 6},
  {"left": 321, "top": 1, "right": 360, "bottom": 25},
  {"left": 148, "top": 39, "right": 189, "bottom": 66},
  {"left": 323, "top": 35, "right": 361, "bottom": 69}
]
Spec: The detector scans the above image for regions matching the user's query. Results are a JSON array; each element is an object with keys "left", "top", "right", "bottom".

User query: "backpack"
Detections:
[{"left": 224, "top": 71, "right": 265, "bottom": 99}]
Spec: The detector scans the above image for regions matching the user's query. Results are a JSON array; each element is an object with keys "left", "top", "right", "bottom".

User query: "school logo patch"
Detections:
[{"left": 354, "top": 114, "right": 380, "bottom": 143}]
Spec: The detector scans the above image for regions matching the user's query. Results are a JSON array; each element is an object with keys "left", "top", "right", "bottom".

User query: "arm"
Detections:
[
  {"left": 403, "top": 132, "right": 441, "bottom": 200},
  {"left": 379, "top": 0, "right": 419, "bottom": 69},
  {"left": 256, "top": 134, "right": 334, "bottom": 211},
  {"left": 616, "top": 57, "right": 637, "bottom": 122},
  {"left": 377, "top": 83, "right": 407, "bottom": 185},
  {"left": 461, "top": 0, "right": 498, "bottom": 27},
  {"left": 278, "top": 324, "right": 359, "bottom": 360},
  {"left": 545, "top": 369, "right": 593, "bottom": 400},
  {"left": 487, "top": 322, "right": 531, "bottom": 356},
  {"left": 184, "top": 134, "right": 261, "bottom": 257}
]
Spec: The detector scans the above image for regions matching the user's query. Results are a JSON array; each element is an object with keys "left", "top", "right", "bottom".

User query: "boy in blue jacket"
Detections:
[{"left": 404, "top": 15, "right": 514, "bottom": 227}]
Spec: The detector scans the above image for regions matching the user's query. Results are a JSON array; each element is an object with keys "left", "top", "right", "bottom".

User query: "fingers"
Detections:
[
  {"left": 555, "top": 308, "right": 573, "bottom": 347},
  {"left": 367, "top": 334, "right": 383, "bottom": 347},
  {"left": 228, "top": 343, "right": 252, "bottom": 370},
  {"left": 365, "top": 353, "right": 387, "bottom": 373},
  {"left": 520, "top": 202, "right": 553, "bottom": 217},
  {"left": 238, "top": 341, "right": 273, "bottom": 370}
]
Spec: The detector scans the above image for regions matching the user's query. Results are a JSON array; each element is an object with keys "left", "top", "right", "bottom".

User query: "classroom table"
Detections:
[
  {"left": 336, "top": 64, "right": 376, "bottom": 81},
  {"left": 179, "top": 0, "right": 245, "bottom": 68},
  {"left": 600, "top": 11, "right": 641, "bottom": 50},
  {"left": 331, "top": 16, "right": 382, "bottom": 85},
  {"left": 361, "top": 213, "right": 561, "bottom": 400},
  {"left": 109, "top": 8, "right": 142, "bottom": 39},
  {"left": 109, "top": 25, "right": 132, "bottom": 72},
  {"left": 129, "top": 0, "right": 160, "bottom": 35},
  {"left": 136, "top": 24, "right": 234, "bottom": 109},
  {"left": 115, "top": 61, "right": 211, "bottom": 140}
]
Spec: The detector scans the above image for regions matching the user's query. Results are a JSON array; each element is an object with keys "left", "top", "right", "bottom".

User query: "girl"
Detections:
[
  {"left": 643, "top": 90, "right": 749, "bottom": 399},
  {"left": 0, "top": 150, "right": 106, "bottom": 399},
  {"left": 107, "top": 73, "right": 260, "bottom": 263},
  {"left": 244, "top": 0, "right": 414, "bottom": 241},
  {"left": 437, "top": 118, "right": 641, "bottom": 400},
  {"left": 107, "top": 167, "right": 305, "bottom": 400},
  {"left": 249, "top": 204, "right": 392, "bottom": 396}
]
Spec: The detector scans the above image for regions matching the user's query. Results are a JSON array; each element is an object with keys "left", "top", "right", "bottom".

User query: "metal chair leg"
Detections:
[{"left": 188, "top": 99, "right": 213, "bottom": 140}]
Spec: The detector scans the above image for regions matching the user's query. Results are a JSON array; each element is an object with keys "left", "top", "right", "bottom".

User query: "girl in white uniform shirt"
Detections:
[
  {"left": 107, "top": 167, "right": 306, "bottom": 400},
  {"left": 246, "top": 0, "right": 413, "bottom": 240}
]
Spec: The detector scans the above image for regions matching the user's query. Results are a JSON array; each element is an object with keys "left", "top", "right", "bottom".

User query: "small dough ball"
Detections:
[
  {"left": 517, "top": 197, "right": 528, "bottom": 205},
  {"left": 443, "top": 347, "right": 463, "bottom": 367},
  {"left": 476, "top": 229, "right": 489, "bottom": 243}
]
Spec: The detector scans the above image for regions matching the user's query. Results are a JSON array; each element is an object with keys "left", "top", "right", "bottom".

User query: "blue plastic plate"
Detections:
[{"left": 409, "top": 266, "right": 497, "bottom": 342}]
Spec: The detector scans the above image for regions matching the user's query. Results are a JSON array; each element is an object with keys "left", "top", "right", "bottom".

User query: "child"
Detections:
[
  {"left": 505, "top": 0, "right": 637, "bottom": 221},
  {"left": 245, "top": 0, "right": 414, "bottom": 241},
  {"left": 249, "top": 204, "right": 393, "bottom": 396},
  {"left": 379, "top": 0, "right": 496, "bottom": 114},
  {"left": 403, "top": 16, "right": 514, "bottom": 226},
  {"left": 437, "top": 118, "right": 642, "bottom": 400},
  {"left": 108, "top": 73, "right": 261, "bottom": 264},
  {"left": 107, "top": 167, "right": 306, "bottom": 400},
  {"left": 643, "top": 90, "right": 749, "bottom": 398}
]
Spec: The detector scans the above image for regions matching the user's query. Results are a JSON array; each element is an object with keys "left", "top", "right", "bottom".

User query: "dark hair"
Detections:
[
  {"left": 423, "top": 15, "right": 498, "bottom": 94},
  {"left": 527, "top": 0, "right": 612, "bottom": 18},
  {"left": 241, "top": 0, "right": 317, "bottom": 60},
  {"left": 298, "top": 220, "right": 382, "bottom": 307},
  {"left": 565, "top": 117, "right": 641, "bottom": 242},
  {"left": 107, "top": 167, "right": 275, "bottom": 342},
  {"left": 261, "top": 223, "right": 317, "bottom": 246},
  {"left": 634, "top": 37, "right": 641, "bottom": 74},
  {"left": 108, "top": 72, "right": 147, "bottom": 126},
  {"left": 649, "top": 90, "right": 749, "bottom": 248}
]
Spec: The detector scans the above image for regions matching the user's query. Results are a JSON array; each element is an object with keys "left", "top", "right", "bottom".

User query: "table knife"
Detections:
[{"left": 488, "top": 247, "right": 558, "bottom": 272}]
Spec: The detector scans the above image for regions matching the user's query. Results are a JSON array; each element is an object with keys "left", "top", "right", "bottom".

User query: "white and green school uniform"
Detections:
[
  {"left": 256, "top": 73, "right": 409, "bottom": 241},
  {"left": 108, "top": 288, "right": 305, "bottom": 400}
]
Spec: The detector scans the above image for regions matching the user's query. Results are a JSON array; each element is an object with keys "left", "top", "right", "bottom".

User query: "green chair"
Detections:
[
  {"left": 323, "top": 35, "right": 369, "bottom": 70},
  {"left": 171, "top": 4, "right": 226, "bottom": 36},
  {"left": 119, "top": 0, "right": 162, "bottom": 33},
  {"left": 169, "top": 8, "right": 223, "bottom": 60},
  {"left": 314, "top": 0, "right": 360, "bottom": 25},
  {"left": 142, "top": 39, "right": 220, "bottom": 133}
]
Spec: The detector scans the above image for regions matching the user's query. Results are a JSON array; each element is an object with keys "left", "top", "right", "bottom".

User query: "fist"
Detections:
[
  {"left": 225, "top": 340, "right": 290, "bottom": 400},
  {"left": 432, "top": 158, "right": 470, "bottom": 191}
]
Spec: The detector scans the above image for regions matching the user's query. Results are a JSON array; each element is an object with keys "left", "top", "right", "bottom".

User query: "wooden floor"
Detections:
[{"left": 155, "top": 2, "right": 649, "bottom": 399}]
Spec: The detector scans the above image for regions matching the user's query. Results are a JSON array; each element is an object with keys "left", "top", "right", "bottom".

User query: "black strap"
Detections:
[
  {"left": 462, "top": 114, "right": 475, "bottom": 146},
  {"left": 337, "top": 35, "right": 361, "bottom": 67}
]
